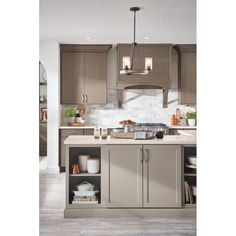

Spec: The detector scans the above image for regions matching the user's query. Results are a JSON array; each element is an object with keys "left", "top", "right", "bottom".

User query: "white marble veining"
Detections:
[{"left": 64, "top": 135, "right": 196, "bottom": 145}]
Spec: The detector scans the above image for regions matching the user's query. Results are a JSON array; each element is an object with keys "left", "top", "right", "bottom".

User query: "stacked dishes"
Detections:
[
  {"left": 72, "top": 181, "right": 98, "bottom": 204},
  {"left": 185, "top": 156, "right": 197, "bottom": 169}
]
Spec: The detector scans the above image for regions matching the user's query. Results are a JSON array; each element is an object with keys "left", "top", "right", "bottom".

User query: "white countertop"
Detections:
[
  {"left": 169, "top": 126, "right": 197, "bottom": 129},
  {"left": 60, "top": 125, "right": 197, "bottom": 130},
  {"left": 64, "top": 135, "right": 196, "bottom": 145},
  {"left": 59, "top": 125, "right": 96, "bottom": 129}
]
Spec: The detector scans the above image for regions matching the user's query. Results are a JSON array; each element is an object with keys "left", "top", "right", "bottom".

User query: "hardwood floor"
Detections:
[{"left": 40, "top": 172, "right": 196, "bottom": 236}]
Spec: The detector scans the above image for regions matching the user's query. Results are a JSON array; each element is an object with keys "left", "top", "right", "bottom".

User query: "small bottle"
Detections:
[
  {"left": 94, "top": 127, "right": 100, "bottom": 139},
  {"left": 101, "top": 128, "right": 108, "bottom": 139}
]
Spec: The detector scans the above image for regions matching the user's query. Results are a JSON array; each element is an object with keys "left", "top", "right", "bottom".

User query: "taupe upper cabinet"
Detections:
[
  {"left": 117, "top": 44, "right": 173, "bottom": 89},
  {"left": 60, "top": 44, "right": 111, "bottom": 104},
  {"left": 175, "top": 44, "right": 196, "bottom": 105},
  {"left": 143, "top": 145, "right": 182, "bottom": 207}
]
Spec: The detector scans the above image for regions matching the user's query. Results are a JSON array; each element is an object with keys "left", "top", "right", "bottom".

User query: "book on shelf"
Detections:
[
  {"left": 184, "top": 181, "right": 194, "bottom": 204},
  {"left": 184, "top": 181, "right": 189, "bottom": 203},
  {"left": 188, "top": 184, "right": 194, "bottom": 204},
  {"left": 73, "top": 195, "right": 98, "bottom": 203},
  {"left": 72, "top": 200, "right": 98, "bottom": 204}
]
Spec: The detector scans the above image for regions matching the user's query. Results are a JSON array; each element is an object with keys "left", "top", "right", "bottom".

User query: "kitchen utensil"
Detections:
[
  {"left": 76, "top": 181, "right": 95, "bottom": 191},
  {"left": 87, "top": 157, "right": 100, "bottom": 174},
  {"left": 188, "top": 156, "right": 197, "bottom": 166},
  {"left": 78, "top": 155, "right": 90, "bottom": 172}
]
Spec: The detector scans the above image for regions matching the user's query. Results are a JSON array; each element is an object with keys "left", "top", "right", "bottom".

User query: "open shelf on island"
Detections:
[
  {"left": 70, "top": 173, "right": 101, "bottom": 177},
  {"left": 184, "top": 173, "right": 196, "bottom": 176},
  {"left": 183, "top": 145, "right": 197, "bottom": 206}
]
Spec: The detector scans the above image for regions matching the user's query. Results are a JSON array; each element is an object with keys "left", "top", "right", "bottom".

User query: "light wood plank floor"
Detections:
[{"left": 40, "top": 172, "right": 196, "bottom": 236}]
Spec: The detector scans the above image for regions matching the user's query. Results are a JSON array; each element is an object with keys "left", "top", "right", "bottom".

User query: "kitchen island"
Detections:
[{"left": 64, "top": 135, "right": 196, "bottom": 218}]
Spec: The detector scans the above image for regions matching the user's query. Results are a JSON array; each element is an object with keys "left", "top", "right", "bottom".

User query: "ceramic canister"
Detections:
[
  {"left": 87, "top": 157, "right": 100, "bottom": 174},
  {"left": 78, "top": 155, "right": 90, "bottom": 172}
]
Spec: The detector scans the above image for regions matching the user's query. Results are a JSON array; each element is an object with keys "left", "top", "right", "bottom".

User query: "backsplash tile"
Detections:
[{"left": 61, "top": 89, "right": 196, "bottom": 127}]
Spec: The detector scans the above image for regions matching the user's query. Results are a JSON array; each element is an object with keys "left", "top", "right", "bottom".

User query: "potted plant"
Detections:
[
  {"left": 64, "top": 107, "right": 76, "bottom": 124},
  {"left": 186, "top": 112, "right": 196, "bottom": 126}
]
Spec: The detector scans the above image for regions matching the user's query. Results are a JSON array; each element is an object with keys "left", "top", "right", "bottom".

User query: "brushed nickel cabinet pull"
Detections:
[
  {"left": 137, "top": 148, "right": 143, "bottom": 163},
  {"left": 144, "top": 149, "right": 148, "bottom": 163},
  {"left": 86, "top": 94, "right": 88, "bottom": 102},
  {"left": 82, "top": 94, "right": 85, "bottom": 102}
]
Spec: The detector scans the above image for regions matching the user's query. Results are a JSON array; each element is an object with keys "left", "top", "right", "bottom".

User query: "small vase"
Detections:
[
  {"left": 188, "top": 119, "right": 196, "bottom": 126},
  {"left": 68, "top": 117, "right": 75, "bottom": 123}
]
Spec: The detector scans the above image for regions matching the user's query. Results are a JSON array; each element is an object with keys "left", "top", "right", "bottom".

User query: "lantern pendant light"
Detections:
[{"left": 120, "top": 7, "right": 153, "bottom": 75}]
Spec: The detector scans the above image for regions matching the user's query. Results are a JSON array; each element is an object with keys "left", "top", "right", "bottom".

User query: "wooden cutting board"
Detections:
[
  {"left": 110, "top": 131, "right": 134, "bottom": 139},
  {"left": 67, "top": 122, "right": 86, "bottom": 126}
]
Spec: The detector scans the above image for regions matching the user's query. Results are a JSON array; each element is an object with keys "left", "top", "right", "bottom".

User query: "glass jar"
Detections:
[
  {"left": 94, "top": 127, "right": 100, "bottom": 139},
  {"left": 101, "top": 128, "right": 108, "bottom": 139}
]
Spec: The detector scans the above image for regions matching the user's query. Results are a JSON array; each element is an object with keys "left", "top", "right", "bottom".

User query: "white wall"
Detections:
[{"left": 39, "top": 40, "right": 59, "bottom": 172}]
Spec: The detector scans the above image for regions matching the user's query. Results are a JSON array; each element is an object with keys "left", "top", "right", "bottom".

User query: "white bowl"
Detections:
[{"left": 188, "top": 156, "right": 196, "bottom": 166}]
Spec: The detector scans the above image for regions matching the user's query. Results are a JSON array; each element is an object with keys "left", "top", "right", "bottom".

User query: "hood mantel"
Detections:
[{"left": 117, "top": 44, "right": 173, "bottom": 90}]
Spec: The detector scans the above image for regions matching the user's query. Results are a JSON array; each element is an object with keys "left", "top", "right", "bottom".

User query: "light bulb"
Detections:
[
  {"left": 122, "top": 56, "right": 130, "bottom": 70},
  {"left": 145, "top": 57, "right": 152, "bottom": 70}
]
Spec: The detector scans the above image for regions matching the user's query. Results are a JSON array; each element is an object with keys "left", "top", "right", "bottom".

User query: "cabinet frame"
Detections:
[{"left": 60, "top": 44, "right": 111, "bottom": 105}]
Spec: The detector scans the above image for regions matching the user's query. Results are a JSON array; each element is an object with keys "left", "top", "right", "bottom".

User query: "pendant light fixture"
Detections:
[{"left": 120, "top": 7, "right": 152, "bottom": 75}]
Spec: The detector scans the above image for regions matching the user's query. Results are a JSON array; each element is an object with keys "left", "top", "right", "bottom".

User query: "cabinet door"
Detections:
[
  {"left": 102, "top": 145, "right": 143, "bottom": 207},
  {"left": 61, "top": 52, "right": 85, "bottom": 104},
  {"left": 180, "top": 52, "right": 196, "bottom": 104},
  {"left": 60, "top": 129, "right": 83, "bottom": 168},
  {"left": 176, "top": 45, "right": 196, "bottom": 105},
  {"left": 84, "top": 53, "right": 106, "bottom": 104},
  {"left": 143, "top": 145, "right": 182, "bottom": 207}
]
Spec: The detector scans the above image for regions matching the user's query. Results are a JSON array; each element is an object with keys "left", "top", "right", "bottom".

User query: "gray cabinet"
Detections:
[
  {"left": 61, "top": 52, "right": 84, "bottom": 104},
  {"left": 102, "top": 145, "right": 143, "bottom": 207},
  {"left": 60, "top": 44, "right": 111, "bottom": 105},
  {"left": 143, "top": 145, "right": 182, "bottom": 207},
  {"left": 175, "top": 44, "right": 196, "bottom": 105},
  {"left": 117, "top": 44, "right": 173, "bottom": 89},
  {"left": 102, "top": 145, "right": 182, "bottom": 208}
]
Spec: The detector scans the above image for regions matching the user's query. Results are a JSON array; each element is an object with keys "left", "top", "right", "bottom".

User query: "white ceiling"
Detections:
[{"left": 40, "top": 0, "right": 196, "bottom": 44}]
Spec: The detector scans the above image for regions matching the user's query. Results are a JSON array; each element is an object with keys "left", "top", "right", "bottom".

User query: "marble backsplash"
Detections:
[{"left": 60, "top": 89, "right": 196, "bottom": 127}]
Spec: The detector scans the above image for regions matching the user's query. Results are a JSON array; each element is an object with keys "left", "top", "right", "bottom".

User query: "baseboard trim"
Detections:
[{"left": 64, "top": 208, "right": 196, "bottom": 218}]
